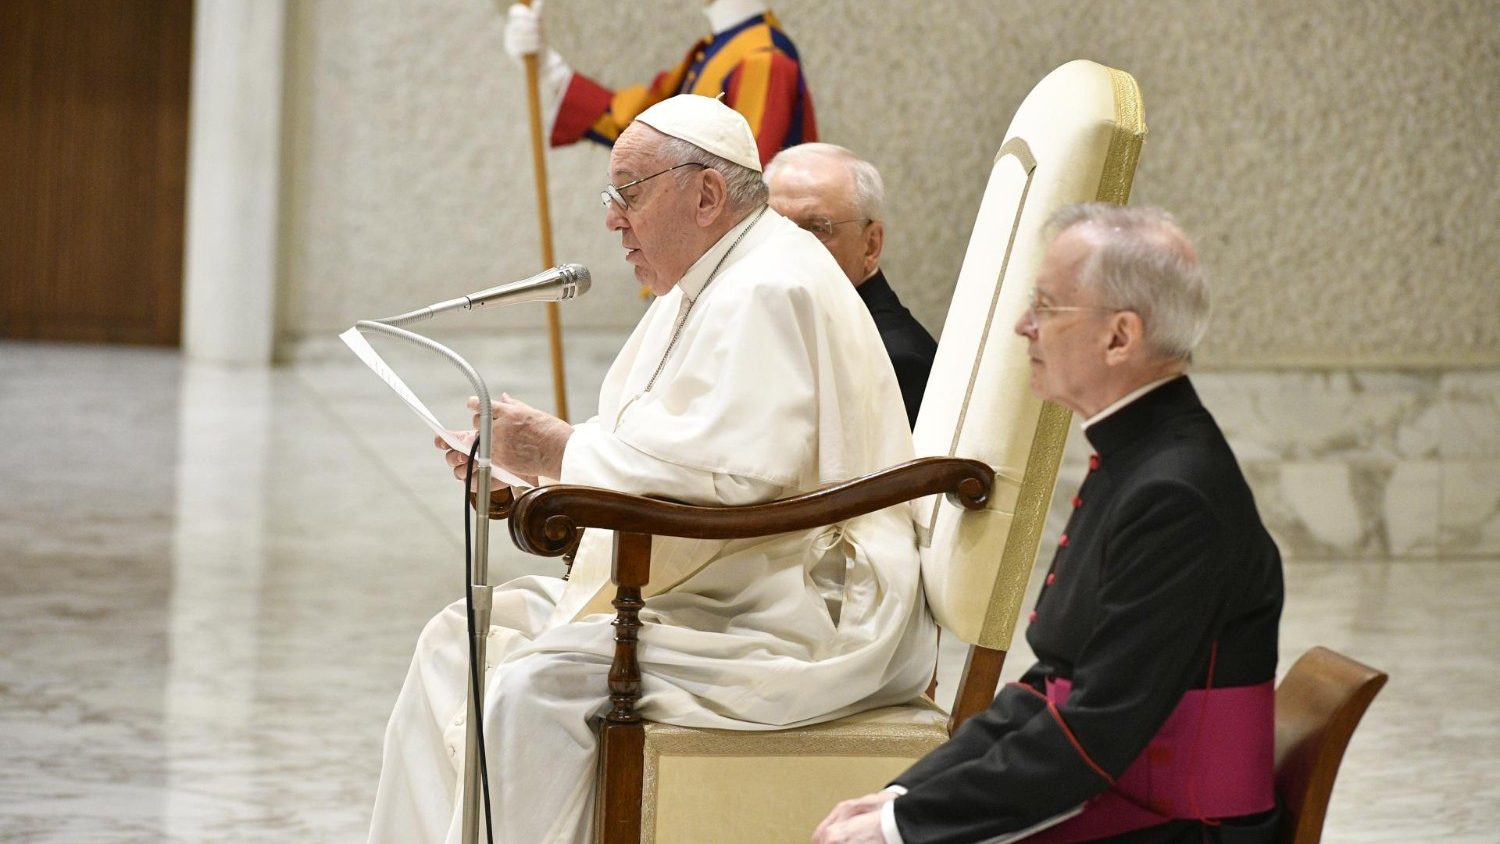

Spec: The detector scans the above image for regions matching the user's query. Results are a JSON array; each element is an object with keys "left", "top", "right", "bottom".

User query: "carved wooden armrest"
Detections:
[
  {"left": 506, "top": 456, "right": 993, "bottom": 557},
  {"left": 505, "top": 457, "right": 992, "bottom": 724},
  {"left": 468, "top": 488, "right": 515, "bottom": 520},
  {"left": 507, "top": 457, "right": 992, "bottom": 838},
  {"left": 471, "top": 487, "right": 587, "bottom": 578}
]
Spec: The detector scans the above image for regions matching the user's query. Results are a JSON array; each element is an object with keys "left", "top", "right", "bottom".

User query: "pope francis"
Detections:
[{"left": 368, "top": 95, "right": 934, "bottom": 843}]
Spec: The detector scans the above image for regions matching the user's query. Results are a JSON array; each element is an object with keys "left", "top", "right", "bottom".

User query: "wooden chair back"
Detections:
[{"left": 1274, "top": 646, "right": 1388, "bottom": 844}]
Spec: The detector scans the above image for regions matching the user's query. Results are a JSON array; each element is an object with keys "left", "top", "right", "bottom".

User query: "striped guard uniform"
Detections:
[{"left": 550, "top": 10, "right": 816, "bottom": 166}]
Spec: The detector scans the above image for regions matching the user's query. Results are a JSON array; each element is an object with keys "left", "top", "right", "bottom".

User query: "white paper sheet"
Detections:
[{"left": 339, "top": 327, "right": 529, "bottom": 488}]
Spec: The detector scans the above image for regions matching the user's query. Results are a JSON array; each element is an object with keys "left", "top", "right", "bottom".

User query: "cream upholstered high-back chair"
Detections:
[
  {"left": 506, "top": 59, "right": 1147, "bottom": 844},
  {"left": 911, "top": 57, "right": 1145, "bottom": 731}
]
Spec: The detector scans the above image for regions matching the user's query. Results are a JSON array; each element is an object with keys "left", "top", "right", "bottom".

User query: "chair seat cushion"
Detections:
[{"left": 638, "top": 701, "right": 949, "bottom": 843}]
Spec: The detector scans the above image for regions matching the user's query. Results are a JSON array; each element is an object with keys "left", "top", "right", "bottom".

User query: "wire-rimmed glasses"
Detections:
[
  {"left": 792, "top": 217, "right": 871, "bottom": 243},
  {"left": 600, "top": 163, "right": 708, "bottom": 211},
  {"left": 1021, "top": 288, "right": 1121, "bottom": 331}
]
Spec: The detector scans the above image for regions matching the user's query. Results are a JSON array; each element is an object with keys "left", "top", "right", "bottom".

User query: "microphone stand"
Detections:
[{"left": 354, "top": 311, "right": 494, "bottom": 844}]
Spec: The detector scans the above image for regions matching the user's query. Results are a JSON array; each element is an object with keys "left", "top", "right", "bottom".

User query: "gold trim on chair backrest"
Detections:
[{"left": 912, "top": 60, "right": 1147, "bottom": 652}]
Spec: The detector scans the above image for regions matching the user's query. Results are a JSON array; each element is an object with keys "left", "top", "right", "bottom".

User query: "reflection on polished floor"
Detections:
[{"left": 1, "top": 340, "right": 1496, "bottom": 842}]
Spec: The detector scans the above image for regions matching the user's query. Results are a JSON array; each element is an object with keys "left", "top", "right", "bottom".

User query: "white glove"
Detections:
[
  {"left": 538, "top": 49, "right": 573, "bottom": 101},
  {"left": 501, "top": 0, "right": 572, "bottom": 127},
  {"left": 503, "top": 0, "right": 545, "bottom": 62}
]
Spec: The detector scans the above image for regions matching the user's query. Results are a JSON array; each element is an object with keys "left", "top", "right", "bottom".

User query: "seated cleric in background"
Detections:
[
  {"left": 814, "top": 204, "right": 1285, "bottom": 844},
  {"left": 766, "top": 143, "right": 938, "bottom": 427},
  {"left": 367, "top": 95, "right": 935, "bottom": 844}
]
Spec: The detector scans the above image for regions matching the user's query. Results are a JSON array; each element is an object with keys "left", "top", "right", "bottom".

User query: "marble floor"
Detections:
[{"left": 1, "top": 339, "right": 1496, "bottom": 842}]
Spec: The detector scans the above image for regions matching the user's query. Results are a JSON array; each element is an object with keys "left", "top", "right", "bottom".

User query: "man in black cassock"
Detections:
[
  {"left": 814, "top": 204, "right": 1285, "bottom": 844},
  {"left": 765, "top": 143, "right": 937, "bottom": 428}
]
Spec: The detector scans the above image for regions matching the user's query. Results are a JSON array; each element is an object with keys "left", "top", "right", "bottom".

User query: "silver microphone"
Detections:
[
  {"left": 384, "top": 264, "right": 591, "bottom": 325},
  {"left": 462, "top": 263, "right": 591, "bottom": 310}
]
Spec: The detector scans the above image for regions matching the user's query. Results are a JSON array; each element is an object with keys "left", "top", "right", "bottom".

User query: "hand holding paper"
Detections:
[
  {"left": 339, "top": 327, "right": 532, "bottom": 488},
  {"left": 466, "top": 394, "right": 572, "bottom": 482},
  {"left": 435, "top": 431, "right": 532, "bottom": 492},
  {"left": 434, "top": 395, "right": 570, "bottom": 490}
]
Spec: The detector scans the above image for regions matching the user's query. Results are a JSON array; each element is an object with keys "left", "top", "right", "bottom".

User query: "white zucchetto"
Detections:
[{"left": 633, "top": 94, "right": 762, "bottom": 173}]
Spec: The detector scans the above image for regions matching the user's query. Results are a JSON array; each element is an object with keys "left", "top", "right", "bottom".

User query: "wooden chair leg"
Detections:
[
  {"left": 596, "top": 721, "right": 645, "bottom": 844},
  {"left": 597, "top": 531, "right": 651, "bottom": 844},
  {"left": 949, "top": 646, "right": 1008, "bottom": 734}
]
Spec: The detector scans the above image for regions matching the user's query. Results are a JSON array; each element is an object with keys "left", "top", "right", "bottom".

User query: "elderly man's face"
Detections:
[
  {"left": 767, "top": 160, "right": 878, "bottom": 285},
  {"left": 1014, "top": 227, "right": 1118, "bottom": 414},
  {"left": 605, "top": 126, "right": 707, "bottom": 295}
]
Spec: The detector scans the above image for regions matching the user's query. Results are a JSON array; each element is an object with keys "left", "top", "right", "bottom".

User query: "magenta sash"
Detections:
[{"left": 1021, "top": 676, "right": 1275, "bottom": 843}]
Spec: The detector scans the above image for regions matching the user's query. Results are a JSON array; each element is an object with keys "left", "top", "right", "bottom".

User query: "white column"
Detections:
[{"left": 181, "top": 0, "right": 288, "bottom": 363}]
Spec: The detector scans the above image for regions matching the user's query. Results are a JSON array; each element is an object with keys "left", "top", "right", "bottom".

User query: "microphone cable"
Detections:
[{"left": 461, "top": 438, "right": 495, "bottom": 844}]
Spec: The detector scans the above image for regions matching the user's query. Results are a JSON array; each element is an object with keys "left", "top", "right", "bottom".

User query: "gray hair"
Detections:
[
  {"left": 764, "top": 142, "right": 885, "bottom": 220},
  {"left": 655, "top": 134, "right": 769, "bottom": 214},
  {"left": 1046, "top": 203, "right": 1210, "bottom": 362}
]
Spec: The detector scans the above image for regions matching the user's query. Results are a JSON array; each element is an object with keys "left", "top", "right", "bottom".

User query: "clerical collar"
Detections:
[
  {"left": 1082, "top": 375, "right": 1197, "bottom": 457},
  {"left": 1081, "top": 375, "right": 1181, "bottom": 431},
  {"left": 855, "top": 269, "right": 889, "bottom": 302},
  {"left": 674, "top": 206, "right": 768, "bottom": 303},
  {"left": 704, "top": 0, "right": 768, "bottom": 33}
]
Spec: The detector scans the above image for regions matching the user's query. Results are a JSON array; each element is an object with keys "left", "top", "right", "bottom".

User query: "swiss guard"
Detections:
[{"left": 503, "top": 0, "right": 817, "bottom": 166}]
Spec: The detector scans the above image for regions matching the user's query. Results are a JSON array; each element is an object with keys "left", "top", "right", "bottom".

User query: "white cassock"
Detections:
[{"left": 369, "top": 209, "right": 937, "bottom": 843}]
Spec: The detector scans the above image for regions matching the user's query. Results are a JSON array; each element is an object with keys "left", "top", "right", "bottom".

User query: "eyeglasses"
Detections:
[
  {"left": 793, "top": 217, "right": 871, "bottom": 243},
  {"left": 600, "top": 162, "right": 707, "bottom": 211},
  {"left": 1021, "top": 288, "right": 1120, "bottom": 330}
]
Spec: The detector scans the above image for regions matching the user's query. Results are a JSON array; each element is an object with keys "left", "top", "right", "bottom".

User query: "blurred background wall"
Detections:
[
  {"left": 273, "top": 0, "right": 1499, "bottom": 368},
  {"left": 259, "top": 0, "right": 1500, "bottom": 563},
  {"left": 4, "top": 0, "right": 1496, "bottom": 561}
]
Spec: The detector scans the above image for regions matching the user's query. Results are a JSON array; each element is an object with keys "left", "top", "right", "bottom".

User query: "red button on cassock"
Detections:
[
  {"left": 1072, "top": 496, "right": 1083, "bottom": 508},
  {"left": 1058, "top": 534, "right": 1069, "bottom": 548},
  {"left": 1046, "top": 572, "right": 1056, "bottom": 585},
  {"left": 1028, "top": 611, "right": 1039, "bottom": 623},
  {"left": 1088, "top": 454, "right": 1100, "bottom": 471}
]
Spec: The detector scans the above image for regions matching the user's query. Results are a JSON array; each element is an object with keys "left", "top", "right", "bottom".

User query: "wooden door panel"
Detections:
[{"left": 0, "top": 0, "right": 192, "bottom": 345}]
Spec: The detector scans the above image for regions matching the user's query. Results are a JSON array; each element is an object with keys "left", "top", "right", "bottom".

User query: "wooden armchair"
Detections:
[
  {"left": 509, "top": 458, "right": 992, "bottom": 843},
  {"left": 499, "top": 59, "right": 1148, "bottom": 843},
  {"left": 1274, "top": 646, "right": 1388, "bottom": 844}
]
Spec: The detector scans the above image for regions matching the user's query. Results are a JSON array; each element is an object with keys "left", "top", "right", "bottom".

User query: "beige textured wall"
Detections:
[{"left": 279, "top": 0, "right": 1500, "bottom": 368}]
